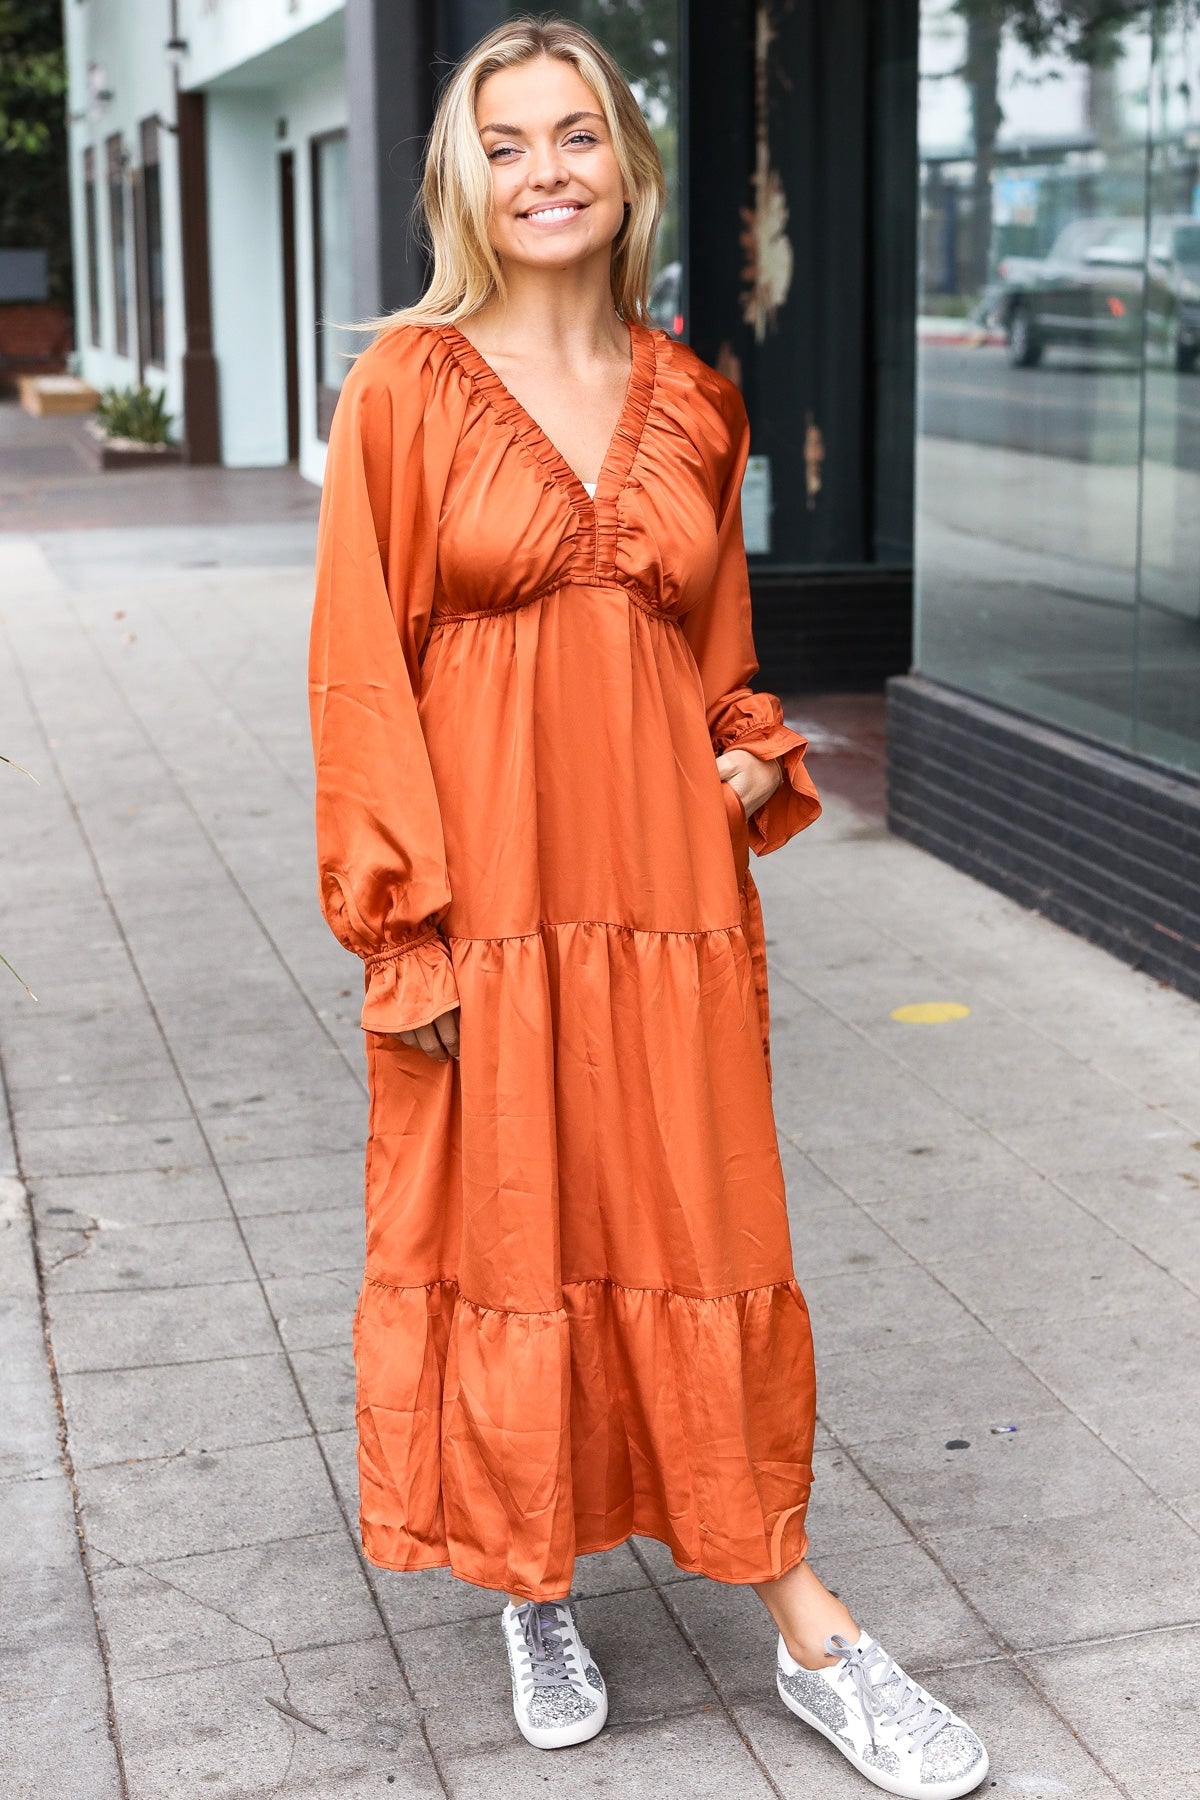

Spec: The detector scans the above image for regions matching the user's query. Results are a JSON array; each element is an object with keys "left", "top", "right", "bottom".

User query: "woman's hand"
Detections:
[
  {"left": 389, "top": 1004, "right": 461, "bottom": 1062},
  {"left": 716, "top": 747, "right": 783, "bottom": 820}
]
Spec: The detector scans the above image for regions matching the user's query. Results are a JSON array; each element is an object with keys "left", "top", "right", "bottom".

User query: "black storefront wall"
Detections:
[
  {"left": 688, "top": 0, "right": 918, "bottom": 692},
  {"left": 348, "top": 0, "right": 919, "bottom": 693}
]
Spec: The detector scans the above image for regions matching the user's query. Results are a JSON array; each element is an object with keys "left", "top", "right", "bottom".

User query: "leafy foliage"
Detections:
[
  {"left": 954, "top": 0, "right": 1185, "bottom": 68},
  {"left": 97, "top": 384, "right": 176, "bottom": 446},
  {"left": 0, "top": 0, "right": 70, "bottom": 301}
]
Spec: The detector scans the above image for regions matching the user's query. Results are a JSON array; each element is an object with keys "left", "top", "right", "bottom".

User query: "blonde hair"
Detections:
[{"left": 371, "top": 13, "right": 666, "bottom": 331}]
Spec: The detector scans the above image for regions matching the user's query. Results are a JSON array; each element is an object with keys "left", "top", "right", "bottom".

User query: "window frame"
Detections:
[
  {"left": 311, "top": 126, "right": 349, "bottom": 443},
  {"left": 139, "top": 116, "right": 166, "bottom": 368},
  {"left": 106, "top": 131, "right": 131, "bottom": 358},
  {"left": 82, "top": 145, "right": 101, "bottom": 348}
]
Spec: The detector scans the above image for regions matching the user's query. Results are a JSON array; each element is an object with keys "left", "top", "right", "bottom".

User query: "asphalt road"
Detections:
[{"left": 918, "top": 341, "right": 1200, "bottom": 470}]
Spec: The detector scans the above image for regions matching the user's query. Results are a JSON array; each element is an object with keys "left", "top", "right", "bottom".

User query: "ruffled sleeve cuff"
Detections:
[
  {"left": 360, "top": 928, "right": 460, "bottom": 1034},
  {"left": 714, "top": 695, "right": 822, "bottom": 857}
]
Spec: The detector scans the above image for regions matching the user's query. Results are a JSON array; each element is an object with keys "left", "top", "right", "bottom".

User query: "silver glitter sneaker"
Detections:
[
  {"left": 777, "top": 1630, "right": 989, "bottom": 1798},
  {"left": 501, "top": 1598, "right": 608, "bottom": 1750}
]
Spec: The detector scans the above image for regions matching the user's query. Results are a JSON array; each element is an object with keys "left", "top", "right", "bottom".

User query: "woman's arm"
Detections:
[
  {"left": 308, "top": 337, "right": 461, "bottom": 1038},
  {"left": 680, "top": 379, "right": 822, "bottom": 855}
]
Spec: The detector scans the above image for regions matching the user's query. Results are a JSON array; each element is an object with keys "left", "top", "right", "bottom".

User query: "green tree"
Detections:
[
  {"left": 953, "top": 0, "right": 1181, "bottom": 289},
  {"left": 0, "top": 0, "right": 71, "bottom": 302}
]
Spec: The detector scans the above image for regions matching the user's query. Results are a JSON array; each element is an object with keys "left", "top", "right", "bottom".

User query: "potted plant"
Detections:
[{"left": 78, "top": 381, "right": 183, "bottom": 470}]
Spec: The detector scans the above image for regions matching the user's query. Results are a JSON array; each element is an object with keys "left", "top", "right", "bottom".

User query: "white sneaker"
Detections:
[
  {"left": 501, "top": 1598, "right": 609, "bottom": 1750},
  {"left": 777, "top": 1630, "right": 989, "bottom": 1798}
]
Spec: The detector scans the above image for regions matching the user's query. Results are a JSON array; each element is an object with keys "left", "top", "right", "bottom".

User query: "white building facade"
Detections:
[{"left": 64, "top": 0, "right": 355, "bottom": 485}]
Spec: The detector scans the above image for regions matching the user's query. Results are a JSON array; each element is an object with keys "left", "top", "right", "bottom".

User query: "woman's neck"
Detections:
[{"left": 465, "top": 259, "right": 628, "bottom": 366}]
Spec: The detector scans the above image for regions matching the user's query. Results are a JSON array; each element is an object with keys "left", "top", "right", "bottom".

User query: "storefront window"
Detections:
[
  {"left": 140, "top": 118, "right": 166, "bottom": 368},
  {"left": 83, "top": 146, "right": 101, "bottom": 349},
  {"left": 312, "top": 129, "right": 355, "bottom": 440},
  {"left": 915, "top": 0, "right": 1200, "bottom": 778},
  {"left": 106, "top": 132, "right": 131, "bottom": 357}
]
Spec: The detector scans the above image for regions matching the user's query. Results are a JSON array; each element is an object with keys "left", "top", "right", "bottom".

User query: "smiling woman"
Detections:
[{"left": 307, "top": 14, "right": 988, "bottom": 1793}]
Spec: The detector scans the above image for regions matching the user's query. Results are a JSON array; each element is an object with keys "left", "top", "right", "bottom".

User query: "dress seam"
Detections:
[
  {"left": 361, "top": 1272, "right": 806, "bottom": 1312},
  {"left": 363, "top": 929, "right": 441, "bottom": 971},
  {"left": 428, "top": 573, "right": 675, "bottom": 627},
  {"left": 442, "top": 918, "right": 743, "bottom": 943},
  {"left": 718, "top": 719, "right": 802, "bottom": 753}
]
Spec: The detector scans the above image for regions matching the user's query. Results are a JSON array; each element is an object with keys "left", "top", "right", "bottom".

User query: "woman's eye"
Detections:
[
  {"left": 487, "top": 146, "right": 518, "bottom": 161},
  {"left": 566, "top": 132, "right": 597, "bottom": 147}
]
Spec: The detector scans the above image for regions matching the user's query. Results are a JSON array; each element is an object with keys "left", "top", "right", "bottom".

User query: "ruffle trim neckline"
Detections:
[{"left": 438, "top": 319, "right": 658, "bottom": 520}]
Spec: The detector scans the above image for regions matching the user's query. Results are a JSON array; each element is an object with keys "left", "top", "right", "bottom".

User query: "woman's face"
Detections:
[{"left": 475, "top": 55, "right": 630, "bottom": 275}]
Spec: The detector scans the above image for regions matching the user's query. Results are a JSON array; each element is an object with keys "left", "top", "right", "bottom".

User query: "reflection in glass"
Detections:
[
  {"left": 314, "top": 132, "right": 355, "bottom": 394},
  {"left": 1137, "top": 6, "right": 1200, "bottom": 774},
  {"left": 914, "top": 1, "right": 1200, "bottom": 775}
]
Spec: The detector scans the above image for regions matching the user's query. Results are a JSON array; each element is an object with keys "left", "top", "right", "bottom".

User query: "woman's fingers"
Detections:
[
  {"left": 413, "top": 1022, "right": 449, "bottom": 1060},
  {"left": 388, "top": 1004, "right": 461, "bottom": 1062},
  {"left": 715, "top": 748, "right": 783, "bottom": 816},
  {"left": 434, "top": 1006, "right": 461, "bottom": 1060}
]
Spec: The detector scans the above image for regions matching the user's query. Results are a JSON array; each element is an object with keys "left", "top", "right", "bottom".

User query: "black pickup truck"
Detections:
[{"left": 987, "top": 214, "right": 1200, "bottom": 373}]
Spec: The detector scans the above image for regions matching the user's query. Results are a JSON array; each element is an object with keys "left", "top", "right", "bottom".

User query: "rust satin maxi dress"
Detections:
[{"left": 308, "top": 317, "right": 823, "bottom": 1602}]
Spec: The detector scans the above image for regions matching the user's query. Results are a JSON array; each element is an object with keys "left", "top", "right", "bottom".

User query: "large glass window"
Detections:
[
  {"left": 915, "top": 0, "right": 1200, "bottom": 778},
  {"left": 106, "top": 132, "right": 131, "bottom": 357},
  {"left": 140, "top": 117, "right": 166, "bottom": 367},
  {"left": 82, "top": 146, "right": 100, "bottom": 348},
  {"left": 312, "top": 129, "right": 355, "bottom": 440}
]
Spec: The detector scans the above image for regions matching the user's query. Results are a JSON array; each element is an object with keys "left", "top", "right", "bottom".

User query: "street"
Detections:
[
  {"left": 919, "top": 342, "right": 1200, "bottom": 471},
  {"left": 1, "top": 407, "right": 1198, "bottom": 1797}
]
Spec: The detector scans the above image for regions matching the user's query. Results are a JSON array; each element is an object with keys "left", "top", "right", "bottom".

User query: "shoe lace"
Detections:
[
  {"left": 823, "top": 1633, "right": 952, "bottom": 1752},
  {"left": 515, "top": 1600, "right": 580, "bottom": 1691}
]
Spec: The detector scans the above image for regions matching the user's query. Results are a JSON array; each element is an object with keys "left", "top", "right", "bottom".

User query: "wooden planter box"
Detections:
[
  {"left": 19, "top": 374, "right": 101, "bottom": 417},
  {"left": 77, "top": 417, "right": 183, "bottom": 471}
]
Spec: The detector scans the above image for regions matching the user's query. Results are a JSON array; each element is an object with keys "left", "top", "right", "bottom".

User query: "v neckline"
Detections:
[{"left": 438, "top": 318, "right": 657, "bottom": 513}]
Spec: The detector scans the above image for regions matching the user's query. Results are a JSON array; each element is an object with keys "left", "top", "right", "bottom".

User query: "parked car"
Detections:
[
  {"left": 648, "top": 260, "right": 684, "bottom": 337},
  {"left": 987, "top": 215, "right": 1200, "bottom": 372}
]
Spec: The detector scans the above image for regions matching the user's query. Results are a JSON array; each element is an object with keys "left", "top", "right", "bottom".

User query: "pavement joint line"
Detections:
[
  {"left": 798, "top": 858, "right": 1199, "bottom": 1133},
  {"left": 69, "top": 1430, "right": 317, "bottom": 1475},
  {"left": 1009, "top": 1614, "right": 1200, "bottom": 1661},
  {"left": 91, "top": 1524, "right": 360, "bottom": 1572},
  {"left": 150, "top": 586, "right": 311, "bottom": 805},
  {"left": 625, "top": 1536, "right": 791, "bottom": 1800},
  {"left": 58, "top": 577, "right": 371, "bottom": 1106},
  {"left": 101, "top": 1554, "right": 326, "bottom": 1723},
  {"left": 773, "top": 969, "right": 1200, "bottom": 1544},
  {"left": 55, "top": 1347, "right": 285, "bottom": 1377},
  {"left": 45, "top": 1274, "right": 283, "bottom": 1296},
  {"left": 807, "top": 1402, "right": 1137, "bottom": 1798},
  {"left": 388, "top": 1578, "right": 655, "bottom": 1641},
  {"left": 798, "top": 1129, "right": 1200, "bottom": 1545},
  {"left": 5, "top": 623, "right": 458, "bottom": 1800},
  {"left": 0, "top": 1041, "right": 132, "bottom": 1799}
]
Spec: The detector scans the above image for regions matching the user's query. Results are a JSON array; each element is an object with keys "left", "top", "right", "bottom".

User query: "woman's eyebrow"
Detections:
[{"left": 478, "top": 110, "right": 606, "bottom": 135}]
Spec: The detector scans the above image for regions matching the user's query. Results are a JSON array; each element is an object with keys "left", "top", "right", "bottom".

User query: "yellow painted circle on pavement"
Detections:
[{"left": 890, "top": 1001, "right": 971, "bottom": 1025}]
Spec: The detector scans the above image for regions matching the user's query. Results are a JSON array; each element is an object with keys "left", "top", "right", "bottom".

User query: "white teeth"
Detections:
[{"left": 525, "top": 205, "right": 579, "bottom": 222}]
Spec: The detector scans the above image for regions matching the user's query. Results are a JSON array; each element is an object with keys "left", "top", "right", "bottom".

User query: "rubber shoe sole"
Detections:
[
  {"left": 777, "top": 1670, "right": 990, "bottom": 1799},
  {"left": 511, "top": 1683, "right": 608, "bottom": 1750}
]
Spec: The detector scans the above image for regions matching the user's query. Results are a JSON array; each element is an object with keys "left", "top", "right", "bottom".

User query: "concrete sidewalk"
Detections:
[{"left": 1, "top": 500, "right": 1198, "bottom": 1799}]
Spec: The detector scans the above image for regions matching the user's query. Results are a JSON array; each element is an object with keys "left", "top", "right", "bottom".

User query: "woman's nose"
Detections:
[{"left": 526, "top": 141, "right": 568, "bottom": 188}]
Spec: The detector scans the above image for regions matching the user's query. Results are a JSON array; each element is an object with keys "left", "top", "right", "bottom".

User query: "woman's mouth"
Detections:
[{"left": 520, "top": 202, "right": 586, "bottom": 228}]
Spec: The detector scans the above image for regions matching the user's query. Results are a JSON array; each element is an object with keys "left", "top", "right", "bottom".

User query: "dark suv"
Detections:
[{"left": 993, "top": 215, "right": 1200, "bottom": 372}]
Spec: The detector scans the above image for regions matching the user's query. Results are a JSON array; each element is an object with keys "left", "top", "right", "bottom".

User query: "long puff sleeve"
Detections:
[
  {"left": 681, "top": 379, "right": 822, "bottom": 856},
  {"left": 308, "top": 333, "right": 460, "bottom": 1034}
]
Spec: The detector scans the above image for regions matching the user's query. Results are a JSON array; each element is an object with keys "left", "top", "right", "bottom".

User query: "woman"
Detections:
[{"left": 309, "top": 16, "right": 988, "bottom": 1796}]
